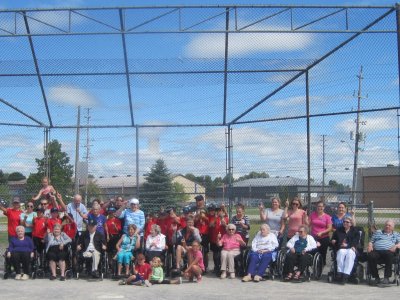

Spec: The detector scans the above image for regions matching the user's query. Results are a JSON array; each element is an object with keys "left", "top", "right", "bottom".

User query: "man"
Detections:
[
  {"left": 77, "top": 218, "right": 107, "bottom": 278},
  {"left": 194, "top": 195, "right": 206, "bottom": 212},
  {"left": 367, "top": 219, "right": 400, "bottom": 285},
  {"left": 67, "top": 194, "right": 88, "bottom": 238},
  {"left": 116, "top": 198, "right": 145, "bottom": 237}
]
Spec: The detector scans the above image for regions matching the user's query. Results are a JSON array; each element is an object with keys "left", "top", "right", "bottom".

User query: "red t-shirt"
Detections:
[
  {"left": 32, "top": 216, "right": 47, "bottom": 238},
  {"left": 63, "top": 222, "right": 77, "bottom": 239},
  {"left": 195, "top": 216, "right": 209, "bottom": 235},
  {"left": 47, "top": 217, "right": 62, "bottom": 232},
  {"left": 135, "top": 263, "right": 152, "bottom": 280},
  {"left": 209, "top": 215, "right": 229, "bottom": 243},
  {"left": 106, "top": 217, "right": 122, "bottom": 235},
  {"left": 5, "top": 208, "right": 22, "bottom": 237},
  {"left": 157, "top": 217, "right": 168, "bottom": 235}
]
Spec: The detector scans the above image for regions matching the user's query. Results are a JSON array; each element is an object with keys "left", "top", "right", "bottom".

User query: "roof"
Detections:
[
  {"left": 93, "top": 176, "right": 144, "bottom": 188},
  {"left": 232, "top": 177, "right": 313, "bottom": 188},
  {"left": 358, "top": 166, "right": 400, "bottom": 177}
]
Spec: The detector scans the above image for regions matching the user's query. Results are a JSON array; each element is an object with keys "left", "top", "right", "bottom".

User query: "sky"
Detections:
[{"left": 0, "top": 0, "right": 399, "bottom": 187}]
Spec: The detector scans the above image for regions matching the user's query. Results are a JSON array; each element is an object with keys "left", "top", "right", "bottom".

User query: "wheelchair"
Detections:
[
  {"left": 366, "top": 249, "right": 400, "bottom": 286},
  {"left": 75, "top": 249, "right": 108, "bottom": 280},
  {"left": 327, "top": 227, "right": 366, "bottom": 284},
  {"left": 280, "top": 248, "right": 323, "bottom": 282},
  {"left": 3, "top": 248, "right": 37, "bottom": 279}
]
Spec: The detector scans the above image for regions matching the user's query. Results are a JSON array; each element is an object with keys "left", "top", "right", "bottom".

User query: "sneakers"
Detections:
[
  {"left": 118, "top": 279, "right": 127, "bottom": 285},
  {"left": 230, "top": 272, "right": 235, "bottom": 279},
  {"left": 196, "top": 275, "right": 202, "bottom": 283},
  {"left": 178, "top": 277, "right": 183, "bottom": 284},
  {"left": 21, "top": 274, "right": 29, "bottom": 280},
  {"left": 144, "top": 280, "right": 152, "bottom": 287},
  {"left": 15, "top": 274, "right": 22, "bottom": 280},
  {"left": 253, "top": 275, "right": 261, "bottom": 282},
  {"left": 220, "top": 271, "right": 227, "bottom": 279},
  {"left": 242, "top": 274, "right": 252, "bottom": 282}
]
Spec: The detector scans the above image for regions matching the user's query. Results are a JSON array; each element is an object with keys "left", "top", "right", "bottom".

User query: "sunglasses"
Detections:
[
  {"left": 27, "top": 205, "right": 34, "bottom": 208},
  {"left": 292, "top": 203, "right": 299, "bottom": 206},
  {"left": 41, "top": 203, "right": 48, "bottom": 205}
]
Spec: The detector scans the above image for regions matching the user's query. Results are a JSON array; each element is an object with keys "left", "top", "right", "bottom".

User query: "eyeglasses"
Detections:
[
  {"left": 41, "top": 203, "right": 48, "bottom": 205},
  {"left": 228, "top": 228, "right": 235, "bottom": 231},
  {"left": 292, "top": 203, "right": 299, "bottom": 206},
  {"left": 298, "top": 230, "right": 305, "bottom": 233},
  {"left": 27, "top": 205, "right": 34, "bottom": 208},
  {"left": 343, "top": 221, "right": 351, "bottom": 224}
]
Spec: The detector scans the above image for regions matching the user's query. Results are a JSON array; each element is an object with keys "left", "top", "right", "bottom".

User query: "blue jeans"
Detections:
[{"left": 247, "top": 251, "right": 273, "bottom": 277}]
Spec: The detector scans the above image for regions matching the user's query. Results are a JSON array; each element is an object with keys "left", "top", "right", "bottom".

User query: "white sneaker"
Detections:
[
  {"left": 242, "top": 274, "right": 252, "bottom": 282},
  {"left": 144, "top": 280, "right": 152, "bottom": 287},
  {"left": 15, "top": 274, "right": 22, "bottom": 280},
  {"left": 220, "top": 271, "right": 227, "bottom": 279},
  {"left": 230, "top": 272, "right": 235, "bottom": 279},
  {"left": 21, "top": 274, "right": 29, "bottom": 280},
  {"left": 253, "top": 275, "right": 261, "bottom": 282}
]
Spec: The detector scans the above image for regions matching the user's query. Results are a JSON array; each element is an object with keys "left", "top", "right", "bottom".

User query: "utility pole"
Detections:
[
  {"left": 84, "top": 108, "right": 91, "bottom": 205},
  {"left": 352, "top": 66, "right": 366, "bottom": 205},
  {"left": 74, "top": 106, "right": 81, "bottom": 195},
  {"left": 322, "top": 135, "right": 326, "bottom": 197}
]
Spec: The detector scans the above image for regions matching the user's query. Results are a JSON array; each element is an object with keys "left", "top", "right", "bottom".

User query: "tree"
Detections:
[
  {"left": 172, "top": 181, "right": 190, "bottom": 203},
  {"left": 0, "top": 170, "right": 7, "bottom": 185},
  {"left": 7, "top": 172, "right": 26, "bottom": 181},
  {"left": 26, "top": 140, "right": 74, "bottom": 198},
  {"left": 237, "top": 171, "right": 269, "bottom": 181},
  {"left": 329, "top": 180, "right": 349, "bottom": 193},
  {"left": 80, "top": 179, "right": 103, "bottom": 201},
  {"left": 141, "top": 159, "right": 175, "bottom": 212}
]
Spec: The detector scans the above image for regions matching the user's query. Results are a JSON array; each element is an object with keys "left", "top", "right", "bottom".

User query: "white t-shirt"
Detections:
[{"left": 265, "top": 208, "right": 283, "bottom": 235}]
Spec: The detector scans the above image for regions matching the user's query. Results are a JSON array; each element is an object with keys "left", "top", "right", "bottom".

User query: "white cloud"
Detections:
[
  {"left": 185, "top": 25, "right": 314, "bottom": 58},
  {"left": 336, "top": 115, "right": 395, "bottom": 134},
  {"left": 272, "top": 95, "right": 325, "bottom": 108},
  {"left": 48, "top": 84, "right": 98, "bottom": 108}
]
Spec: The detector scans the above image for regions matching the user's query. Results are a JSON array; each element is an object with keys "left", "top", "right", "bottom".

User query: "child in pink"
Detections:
[{"left": 184, "top": 240, "right": 205, "bottom": 283}]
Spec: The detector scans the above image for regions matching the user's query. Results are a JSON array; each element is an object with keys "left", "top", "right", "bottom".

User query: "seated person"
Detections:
[
  {"left": 367, "top": 219, "right": 400, "bottom": 285},
  {"left": 149, "top": 256, "right": 181, "bottom": 285},
  {"left": 115, "top": 224, "right": 140, "bottom": 277},
  {"left": 145, "top": 224, "right": 166, "bottom": 262},
  {"left": 119, "top": 253, "right": 152, "bottom": 286},
  {"left": 76, "top": 218, "right": 107, "bottom": 278},
  {"left": 283, "top": 225, "right": 317, "bottom": 281},
  {"left": 45, "top": 223, "right": 72, "bottom": 281},
  {"left": 171, "top": 216, "right": 201, "bottom": 270},
  {"left": 7, "top": 226, "right": 34, "bottom": 280},
  {"left": 184, "top": 240, "right": 205, "bottom": 283},
  {"left": 331, "top": 216, "right": 359, "bottom": 284},
  {"left": 242, "top": 224, "right": 279, "bottom": 282},
  {"left": 217, "top": 223, "right": 246, "bottom": 279}
]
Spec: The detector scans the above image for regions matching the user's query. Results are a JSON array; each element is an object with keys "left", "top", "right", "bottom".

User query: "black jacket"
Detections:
[
  {"left": 77, "top": 230, "right": 106, "bottom": 253},
  {"left": 331, "top": 226, "right": 360, "bottom": 251}
]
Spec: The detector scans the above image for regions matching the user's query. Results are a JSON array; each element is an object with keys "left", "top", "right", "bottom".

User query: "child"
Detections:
[
  {"left": 32, "top": 207, "right": 47, "bottom": 267},
  {"left": 47, "top": 208, "right": 62, "bottom": 233},
  {"left": 184, "top": 240, "right": 205, "bottom": 283},
  {"left": 105, "top": 207, "right": 122, "bottom": 254},
  {"left": 149, "top": 256, "right": 181, "bottom": 285},
  {"left": 119, "top": 253, "right": 152, "bottom": 286},
  {"left": 62, "top": 213, "right": 77, "bottom": 240},
  {"left": 32, "top": 177, "right": 56, "bottom": 201}
]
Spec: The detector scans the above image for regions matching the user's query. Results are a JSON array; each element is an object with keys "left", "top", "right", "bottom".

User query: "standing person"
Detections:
[
  {"left": 67, "top": 194, "right": 88, "bottom": 240},
  {"left": 230, "top": 203, "right": 250, "bottom": 245},
  {"left": 20, "top": 200, "right": 37, "bottom": 238},
  {"left": 195, "top": 208, "right": 209, "bottom": 272},
  {"left": 259, "top": 197, "right": 285, "bottom": 238},
  {"left": 309, "top": 200, "right": 332, "bottom": 265},
  {"left": 31, "top": 176, "right": 56, "bottom": 201},
  {"left": 116, "top": 198, "right": 145, "bottom": 239},
  {"left": 0, "top": 197, "right": 22, "bottom": 241},
  {"left": 87, "top": 203, "right": 107, "bottom": 236},
  {"left": 7, "top": 226, "right": 34, "bottom": 280},
  {"left": 46, "top": 208, "right": 62, "bottom": 233},
  {"left": 331, "top": 202, "right": 356, "bottom": 231},
  {"left": 105, "top": 207, "right": 122, "bottom": 260},
  {"left": 283, "top": 197, "right": 309, "bottom": 239},
  {"left": 208, "top": 204, "right": 228, "bottom": 274},
  {"left": 32, "top": 207, "right": 47, "bottom": 262}
]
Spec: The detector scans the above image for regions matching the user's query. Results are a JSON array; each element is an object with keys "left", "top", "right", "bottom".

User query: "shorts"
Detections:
[
  {"left": 117, "top": 250, "right": 133, "bottom": 265},
  {"left": 129, "top": 274, "right": 144, "bottom": 284}
]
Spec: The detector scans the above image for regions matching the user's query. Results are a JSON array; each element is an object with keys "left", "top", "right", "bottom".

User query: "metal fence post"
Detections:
[{"left": 368, "top": 200, "right": 374, "bottom": 239}]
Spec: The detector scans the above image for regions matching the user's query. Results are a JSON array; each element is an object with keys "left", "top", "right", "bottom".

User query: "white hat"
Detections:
[{"left": 129, "top": 198, "right": 139, "bottom": 205}]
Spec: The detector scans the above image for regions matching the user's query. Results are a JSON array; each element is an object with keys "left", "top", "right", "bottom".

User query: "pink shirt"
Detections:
[
  {"left": 288, "top": 209, "right": 307, "bottom": 238},
  {"left": 310, "top": 211, "right": 332, "bottom": 239},
  {"left": 221, "top": 233, "right": 243, "bottom": 251},
  {"left": 193, "top": 249, "right": 205, "bottom": 271}
]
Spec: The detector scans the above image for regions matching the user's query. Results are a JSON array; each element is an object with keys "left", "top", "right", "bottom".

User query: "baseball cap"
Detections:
[
  {"left": 129, "top": 198, "right": 139, "bottom": 205},
  {"left": 12, "top": 198, "right": 20, "bottom": 203},
  {"left": 87, "top": 217, "right": 97, "bottom": 226},
  {"left": 50, "top": 207, "right": 59, "bottom": 213},
  {"left": 194, "top": 195, "right": 204, "bottom": 201}
]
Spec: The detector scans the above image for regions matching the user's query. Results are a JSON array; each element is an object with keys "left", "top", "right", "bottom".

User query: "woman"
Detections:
[
  {"left": 45, "top": 223, "right": 72, "bottom": 281},
  {"left": 283, "top": 197, "right": 309, "bottom": 239},
  {"left": 115, "top": 224, "right": 140, "bottom": 277},
  {"left": 217, "top": 223, "right": 246, "bottom": 279},
  {"left": 331, "top": 216, "right": 359, "bottom": 284},
  {"left": 259, "top": 197, "right": 285, "bottom": 237},
  {"left": 283, "top": 225, "right": 317, "bottom": 281},
  {"left": 309, "top": 200, "right": 332, "bottom": 265},
  {"left": 332, "top": 202, "right": 356, "bottom": 231},
  {"left": 230, "top": 203, "right": 250, "bottom": 244},
  {"left": 0, "top": 197, "right": 22, "bottom": 241},
  {"left": 145, "top": 224, "right": 166, "bottom": 262},
  {"left": 20, "top": 201, "right": 37, "bottom": 238},
  {"left": 242, "top": 224, "right": 279, "bottom": 282},
  {"left": 7, "top": 226, "right": 34, "bottom": 280}
]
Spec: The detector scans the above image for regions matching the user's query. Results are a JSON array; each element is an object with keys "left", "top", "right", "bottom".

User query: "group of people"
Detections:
[{"left": 1, "top": 177, "right": 399, "bottom": 287}]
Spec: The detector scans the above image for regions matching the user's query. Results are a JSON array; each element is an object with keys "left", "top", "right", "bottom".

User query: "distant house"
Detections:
[
  {"left": 356, "top": 166, "right": 400, "bottom": 208},
  {"left": 7, "top": 179, "right": 27, "bottom": 198}
]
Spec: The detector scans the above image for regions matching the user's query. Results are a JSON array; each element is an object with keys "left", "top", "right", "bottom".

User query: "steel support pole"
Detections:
[
  {"left": 223, "top": 7, "right": 229, "bottom": 125},
  {"left": 74, "top": 106, "right": 81, "bottom": 195},
  {"left": 306, "top": 71, "right": 311, "bottom": 209},
  {"left": 396, "top": 4, "right": 400, "bottom": 208},
  {"left": 136, "top": 126, "right": 140, "bottom": 198},
  {"left": 227, "top": 125, "right": 233, "bottom": 218}
]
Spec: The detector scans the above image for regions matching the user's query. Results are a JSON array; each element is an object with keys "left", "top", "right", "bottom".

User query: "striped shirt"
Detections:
[
  {"left": 371, "top": 230, "right": 400, "bottom": 251},
  {"left": 119, "top": 209, "right": 145, "bottom": 235}
]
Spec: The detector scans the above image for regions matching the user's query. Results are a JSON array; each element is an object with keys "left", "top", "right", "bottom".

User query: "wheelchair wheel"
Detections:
[
  {"left": 327, "top": 273, "right": 333, "bottom": 283},
  {"left": 312, "top": 252, "right": 323, "bottom": 280},
  {"left": 276, "top": 250, "right": 286, "bottom": 278},
  {"left": 365, "top": 264, "right": 373, "bottom": 285}
]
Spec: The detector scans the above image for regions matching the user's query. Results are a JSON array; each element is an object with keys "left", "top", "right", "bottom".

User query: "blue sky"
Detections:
[{"left": 0, "top": 0, "right": 398, "bottom": 187}]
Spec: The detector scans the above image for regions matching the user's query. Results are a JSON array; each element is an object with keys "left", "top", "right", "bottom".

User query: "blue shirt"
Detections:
[
  {"left": 8, "top": 236, "right": 34, "bottom": 253},
  {"left": 119, "top": 209, "right": 145, "bottom": 235},
  {"left": 20, "top": 212, "right": 37, "bottom": 233},
  {"left": 331, "top": 213, "right": 351, "bottom": 230},
  {"left": 371, "top": 230, "right": 400, "bottom": 251},
  {"left": 67, "top": 203, "right": 88, "bottom": 231},
  {"left": 87, "top": 214, "right": 107, "bottom": 236}
]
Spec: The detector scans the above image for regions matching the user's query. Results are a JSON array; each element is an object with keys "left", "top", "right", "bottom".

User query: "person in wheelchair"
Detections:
[
  {"left": 115, "top": 224, "right": 140, "bottom": 278},
  {"left": 367, "top": 219, "right": 400, "bottom": 285},
  {"left": 171, "top": 216, "right": 202, "bottom": 270},
  {"left": 242, "top": 224, "right": 279, "bottom": 282},
  {"left": 45, "top": 223, "right": 72, "bottom": 281},
  {"left": 283, "top": 225, "right": 317, "bottom": 281},
  {"left": 145, "top": 224, "right": 166, "bottom": 262},
  {"left": 330, "top": 216, "right": 359, "bottom": 284},
  {"left": 6, "top": 225, "right": 34, "bottom": 280},
  {"left": 76, "top": 218, "right": 107, "bottom": 278}
]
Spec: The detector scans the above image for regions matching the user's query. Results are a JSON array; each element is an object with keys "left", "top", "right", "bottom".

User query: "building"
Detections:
[{"left": 356, "top": 166, "right": 400, "bottom": 208}]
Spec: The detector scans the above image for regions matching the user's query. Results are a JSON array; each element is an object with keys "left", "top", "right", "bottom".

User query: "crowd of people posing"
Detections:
[{"left": 1, "top": 177, "right": 399, "bottom": 287}]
